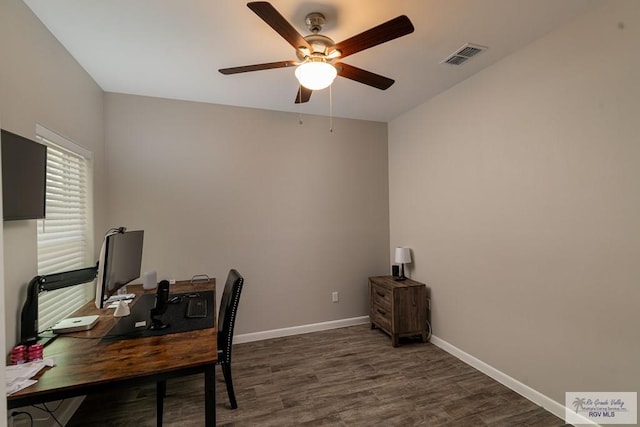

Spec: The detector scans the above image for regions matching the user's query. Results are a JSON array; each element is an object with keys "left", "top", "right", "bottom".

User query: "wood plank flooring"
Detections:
[{"left": 67, "top": 324, "right": 567, "bottom": 426}]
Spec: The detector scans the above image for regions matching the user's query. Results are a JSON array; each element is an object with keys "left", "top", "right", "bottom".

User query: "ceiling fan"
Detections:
[{"left": 219, "top": 1, "right": 414, "bottom": 104}]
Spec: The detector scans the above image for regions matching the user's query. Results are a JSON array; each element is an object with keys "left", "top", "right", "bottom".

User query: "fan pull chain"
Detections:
[
  {"left": 298, "top": 87, "right": 304, "bottom": 125},
  {"left": 329, "top": 85, "right": 333, "bottom": 133}
]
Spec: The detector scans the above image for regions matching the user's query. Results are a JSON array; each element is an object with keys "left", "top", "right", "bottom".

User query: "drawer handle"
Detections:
[
  {"left": 377, "top": 308, "right": 386, "bottom": 316},
  {"left": 376, "top": 291, "right": 386, "bottom": 298}
]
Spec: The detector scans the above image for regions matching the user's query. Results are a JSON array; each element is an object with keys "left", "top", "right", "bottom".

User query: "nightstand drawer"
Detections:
[
  {"left": 371, "top": 303, "right": 391, "bottom": 331},
  {"left": 372, "top": 300, "right": 391, "bottom": 320},
  {"left": 371, "top": 284, "right": 391, "bottom": 310}
]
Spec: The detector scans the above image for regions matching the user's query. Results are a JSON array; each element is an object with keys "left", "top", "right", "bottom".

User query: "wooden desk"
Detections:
[{"left": 6, "top": 279, "right": 217, "bottom": 426}]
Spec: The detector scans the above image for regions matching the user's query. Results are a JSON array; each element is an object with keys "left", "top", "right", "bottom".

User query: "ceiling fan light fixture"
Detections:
[{"left": 295, "top": 61, "right": 337, "bottom": 90}]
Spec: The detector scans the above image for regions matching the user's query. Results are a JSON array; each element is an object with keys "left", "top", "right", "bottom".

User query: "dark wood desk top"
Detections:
[{"left": 7, "top": 279, "right": 217, "bottom": 406}]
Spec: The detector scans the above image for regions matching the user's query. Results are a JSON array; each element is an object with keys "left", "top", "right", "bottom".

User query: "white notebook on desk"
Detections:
[{"left": 51, "top": 315, "right": 99, "bottom": 334}]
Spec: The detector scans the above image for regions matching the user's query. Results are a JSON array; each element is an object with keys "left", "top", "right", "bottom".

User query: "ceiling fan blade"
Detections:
[
  {"left": 219, "top": 60, "right": 297, "bottom": 75},
  {"left": 247, "top": 2, "right": 311, "bottom": 51},
  {"left": 335, "top": 63, "right": 395, "bottom": 90},
  {"left": 331, "top": 15, "right": 414, "bottom": 59},
  {"left": 295, "top": 86, "right": 312, "bottom": 104}
]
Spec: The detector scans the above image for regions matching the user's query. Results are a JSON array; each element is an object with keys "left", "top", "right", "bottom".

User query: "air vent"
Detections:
[{"left": 441, "top": 43, "right": 487, "bottom": 66}]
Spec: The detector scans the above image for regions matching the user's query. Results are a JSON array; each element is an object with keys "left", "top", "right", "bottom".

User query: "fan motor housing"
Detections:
[{"left": 297, "top": 34, "right": 335, "bottom": 60}]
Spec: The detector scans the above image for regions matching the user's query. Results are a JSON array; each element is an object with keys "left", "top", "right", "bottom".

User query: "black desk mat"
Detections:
[{"left": 102, "top": 291, "right": 215, "bottom": 341}]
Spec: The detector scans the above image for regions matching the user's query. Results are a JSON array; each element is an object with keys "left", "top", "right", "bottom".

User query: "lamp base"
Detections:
[{"left": 393, "top": 263, "right": 407, "bottom": 281}]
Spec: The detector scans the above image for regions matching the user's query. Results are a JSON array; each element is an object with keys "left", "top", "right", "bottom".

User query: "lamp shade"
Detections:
[
  {"left": 295, "top": 61, "right": 337, "bottom": 90},
  {"left": 394, "top": 247, "right": 412, "bottom": 264}
]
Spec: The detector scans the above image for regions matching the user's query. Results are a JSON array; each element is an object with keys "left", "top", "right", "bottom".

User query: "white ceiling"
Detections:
[{"left": 23, "top": 0, "right": 601, "bottom": 122}]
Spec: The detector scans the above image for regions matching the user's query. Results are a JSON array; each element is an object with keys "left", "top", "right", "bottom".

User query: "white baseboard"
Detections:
[
  {"left": 234, "top": 316, "right": 369, "bottom": 344},
  {"left": 429, "top": 335, "right": 599, "bottom": 427}
]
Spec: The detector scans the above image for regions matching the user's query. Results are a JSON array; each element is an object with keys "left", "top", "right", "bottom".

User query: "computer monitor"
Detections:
[{"left": 95, "top": 229, "right": 144, "bottom": 308}]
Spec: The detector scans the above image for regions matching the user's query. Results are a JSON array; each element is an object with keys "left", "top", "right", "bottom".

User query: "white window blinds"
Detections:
[{"left": 36, "top": 126, "right": 93, "bottom": 332}]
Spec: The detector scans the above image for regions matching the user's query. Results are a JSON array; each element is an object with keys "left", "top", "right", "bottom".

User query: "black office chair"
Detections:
[
  {"left": 217, "top": 268, "right": 244, "bottom": 409},
  {"left": 156, "top": 269, "right": 244, "bottom": 425}
]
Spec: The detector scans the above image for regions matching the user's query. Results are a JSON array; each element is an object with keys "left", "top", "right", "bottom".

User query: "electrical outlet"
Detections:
[{"left": 332, "top": 291, "right": 339, "bottom": 303}]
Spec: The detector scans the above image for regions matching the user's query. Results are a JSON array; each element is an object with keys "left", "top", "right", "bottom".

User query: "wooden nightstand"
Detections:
[{"left": 369, "top": 276, "right": 428, "bottom": 347}]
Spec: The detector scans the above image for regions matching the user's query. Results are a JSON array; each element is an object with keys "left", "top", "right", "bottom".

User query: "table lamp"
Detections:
[{"left": 394, "top": 247, "right": 412, "bottom": 281}]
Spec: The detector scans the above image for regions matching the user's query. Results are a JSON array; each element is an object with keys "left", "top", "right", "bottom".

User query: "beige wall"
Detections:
[
  {"left": 104, "top": 93, "right": 390, "bottom": 334},
  {"left": 389, "top": 0, "right": 640, "bottom": 405},
  {"left": 0, "top": 0, "right": 106, "bottom": 349}
]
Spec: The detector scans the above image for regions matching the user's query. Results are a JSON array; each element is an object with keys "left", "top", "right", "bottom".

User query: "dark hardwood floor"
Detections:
[{"left": 67, "top": 324, "right": 566, "bottom": 426}]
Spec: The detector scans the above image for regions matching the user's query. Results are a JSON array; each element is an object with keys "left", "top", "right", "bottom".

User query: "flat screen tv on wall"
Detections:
[{"left": 1, "top": 129, "right": 47, "bottom": 221}]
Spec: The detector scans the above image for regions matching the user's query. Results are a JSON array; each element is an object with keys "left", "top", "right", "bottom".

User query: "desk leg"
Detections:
[
  {"left": 204, "top": 364, "right": 216, "bottom": 426},
  {"left": 157, "top": 381, "right": 166, "bottom": 427}
]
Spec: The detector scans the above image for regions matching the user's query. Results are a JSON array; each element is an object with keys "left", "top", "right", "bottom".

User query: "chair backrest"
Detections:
[{"left": 217, "top": 269, "right": 244, "bottom": 363}]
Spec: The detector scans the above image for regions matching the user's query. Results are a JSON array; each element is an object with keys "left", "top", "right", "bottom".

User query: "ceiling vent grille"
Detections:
[{"left": 441, "top": 43, "right": 487, "bottom": 65}]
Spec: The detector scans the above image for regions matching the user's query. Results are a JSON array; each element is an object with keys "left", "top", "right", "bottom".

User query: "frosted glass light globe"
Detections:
[{"left": 295, "top": 62, "right": 337, "bottom": 90}]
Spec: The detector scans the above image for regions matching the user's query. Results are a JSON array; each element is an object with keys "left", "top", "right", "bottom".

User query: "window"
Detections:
[{"left": 36, "top": 125, "right": 93, "bottom": 331}]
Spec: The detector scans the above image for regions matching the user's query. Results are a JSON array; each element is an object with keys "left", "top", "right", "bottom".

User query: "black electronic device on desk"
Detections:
[
  {"left": 187, "top": 298, "right": 208, "bottom": 318},
  {"left": 149, "top": 280, "right": 171, "bottom": 330}
]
